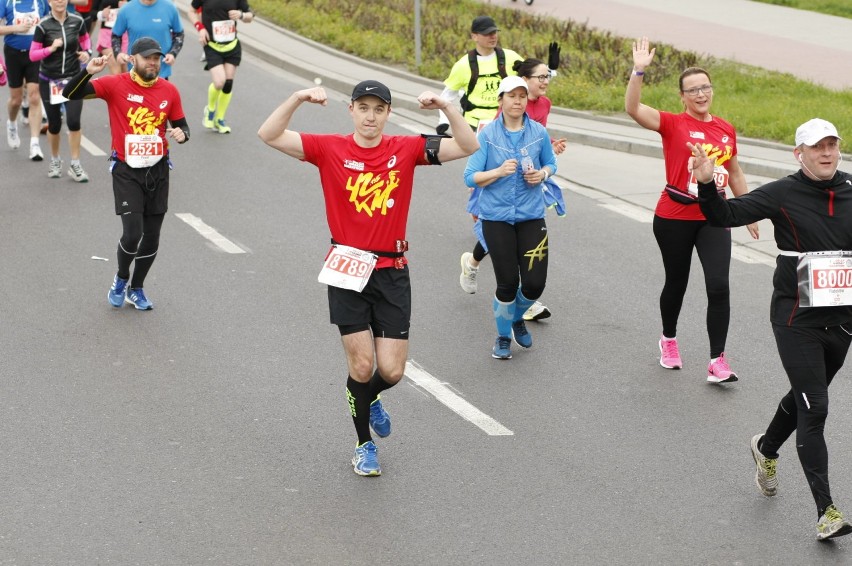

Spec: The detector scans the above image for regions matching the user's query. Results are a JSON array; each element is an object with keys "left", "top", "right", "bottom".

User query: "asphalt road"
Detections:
[{"left": 1, "top": 41, "right": 852, "bottom": 565}]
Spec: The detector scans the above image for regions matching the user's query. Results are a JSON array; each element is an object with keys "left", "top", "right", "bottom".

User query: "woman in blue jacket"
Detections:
[{"left": 463, "top": 75, "right": 557, "bottom": 359}]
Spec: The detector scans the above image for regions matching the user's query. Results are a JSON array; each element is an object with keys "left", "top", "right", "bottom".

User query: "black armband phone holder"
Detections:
[{"left": 421, "top": 133, "right": 449, "bottom": 165}]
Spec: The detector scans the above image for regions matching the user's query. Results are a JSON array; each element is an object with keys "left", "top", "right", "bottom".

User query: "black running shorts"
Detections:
[
  {"left": 328, "top": 265, "right": 411, "bottom": 339},
  {"left": 203, "top": 41, "right": 242, "bottom": 70},
  {"left": 3, "top": 46, "right": 40, "bottom": 88},
  {"left": 111, "top": 158, "right": 170, "bottom": 215}
]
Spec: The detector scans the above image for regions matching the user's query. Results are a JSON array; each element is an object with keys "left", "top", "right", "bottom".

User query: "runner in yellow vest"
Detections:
[{"left": 437, "top": 16, "right": 522, "bottom": 133}]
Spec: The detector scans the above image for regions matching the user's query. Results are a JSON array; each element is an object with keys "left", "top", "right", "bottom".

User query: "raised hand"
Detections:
[
  {"left": 632, "top": 36, "right": 655, "bottom": 70},
  {"left": 548, "top": 42, "right": 561, "bottom": 71},
  {"left": 686, "top": 142, "right": 714, "bottom": 184},
  {"left": 298, "top": 86, "right": 328, "bottom": 106}
]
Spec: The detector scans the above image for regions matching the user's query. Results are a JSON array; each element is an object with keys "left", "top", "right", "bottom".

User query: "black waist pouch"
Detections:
[{"left": 665, "top": 184, "right": 724, "bottom": 205}]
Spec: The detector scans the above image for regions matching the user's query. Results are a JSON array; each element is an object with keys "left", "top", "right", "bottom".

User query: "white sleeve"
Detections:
[{"left": 437, "top": 87, "right": 462, "bottom": 125}]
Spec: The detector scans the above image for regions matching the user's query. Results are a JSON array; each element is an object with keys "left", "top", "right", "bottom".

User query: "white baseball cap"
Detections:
[
  {"left": 497, "top": 75, "right": 529, "bottom": 96},
  {"left": 795, "top": 118, "right": 841, "bottom": 147}
]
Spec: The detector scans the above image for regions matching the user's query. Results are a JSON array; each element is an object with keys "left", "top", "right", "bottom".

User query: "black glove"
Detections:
[
  {"left": 436, "top": 123, "right": 449, "bottom": 136},
  {"left": 548, "top": 42, "right": 561, "bottom": 71}
]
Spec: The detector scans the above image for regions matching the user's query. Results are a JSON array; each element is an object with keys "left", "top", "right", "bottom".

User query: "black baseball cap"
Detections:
[
  {"left": 351, "top": 80, "right": 392, "bottom": 105},
  {"left": 471, "top": 16, "right": 498, "bottom": 34},
  {"left": 130, "top": 37, "right": 164, "bottom": 57}
]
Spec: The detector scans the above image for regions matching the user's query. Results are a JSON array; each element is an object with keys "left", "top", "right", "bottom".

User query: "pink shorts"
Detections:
[{"left": 97, "top": 27, "right": 128, "bottom": 53}]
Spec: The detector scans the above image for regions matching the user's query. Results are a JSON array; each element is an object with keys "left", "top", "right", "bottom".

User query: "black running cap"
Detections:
[
  {"left": 130, "top": 37, "right": 164, "bottom": 57},
  {"left": 351, "top": 80, "right": 392, "bottom": 104},
  {"left": 471, "top": 16, "right": 498, "bottom": 34}
]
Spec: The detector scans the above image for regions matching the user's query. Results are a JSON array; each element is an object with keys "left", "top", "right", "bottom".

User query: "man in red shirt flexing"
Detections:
[
  {"left": 63, "top": 37, "right": 190, "bottom": 311},
  {"left": 259, "top": 80, "right": 478, "bottom": 477}
]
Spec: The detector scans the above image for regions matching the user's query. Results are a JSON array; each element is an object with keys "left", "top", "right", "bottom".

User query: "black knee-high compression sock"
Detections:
[
  {"left": 346, "top": 376, "right": 372, "bottom": 445},
  {"left": 368, "top": 368, "right": 394, "bottom": 400}
]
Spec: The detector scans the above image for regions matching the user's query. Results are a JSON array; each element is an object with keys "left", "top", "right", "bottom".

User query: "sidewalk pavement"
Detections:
[{"left": 174, "top": 0, "right": 836, "bottom": 263}]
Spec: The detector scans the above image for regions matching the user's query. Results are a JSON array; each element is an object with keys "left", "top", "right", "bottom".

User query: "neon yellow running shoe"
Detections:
[
  {"left": 202, "top": 105, "right": 215, "bottom": 129},
  {"left": 215, "top": 119, "right": 231, "bottom": 134}
]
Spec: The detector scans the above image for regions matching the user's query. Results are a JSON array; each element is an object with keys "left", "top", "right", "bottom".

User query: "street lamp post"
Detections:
[{"left": 414, "top": 0, "right": 422, "bottom": 68}]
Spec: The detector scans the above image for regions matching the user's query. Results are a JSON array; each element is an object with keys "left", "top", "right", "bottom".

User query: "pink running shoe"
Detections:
[
  {"left": 659, "top": 335, "right": 682, "bottom": 369},
  {"left": 707, "top": 352, "right": 738, "bottom": 383}
]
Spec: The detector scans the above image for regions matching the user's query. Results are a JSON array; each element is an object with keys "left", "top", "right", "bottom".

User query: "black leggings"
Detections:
[
  {"left": 472, "top": 240, "right": 487, "bottom": 262},
  {"left": 117, "top": 213, "right": 165, "bottom": 288},
  {"left": 481, "top": 219, "right": 548, "bottom": 303},
  {"left": 762, "top": 324, "right": 852, "bottom": 516},
  {"left": 652, "top": 215, "right": 731, "bottom": 357},
  {"left": 39, "top": 79, "right": 83, "bottom": 133}
]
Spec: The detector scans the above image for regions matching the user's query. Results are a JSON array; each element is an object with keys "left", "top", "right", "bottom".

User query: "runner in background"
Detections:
[
  {"left": 30, "top": 0, "right": 91, "bottom": 181},
  {"left": 0, "top": 0, "right": 49, "bottom": 160},
  {"left": 111, "top": 0, "right": 184, "bottom": 80},
  {"left": 437, "top": 15, "right": 522, "bottom": 134},
  {"left": 92, "top": 0, "right": 128, "bottom": 75},
  {"left": 188, "top": 0, "right": 252, "bottom": 134},
  {"left": 70, "top": 0, "right": 95, "bottom": 33}
]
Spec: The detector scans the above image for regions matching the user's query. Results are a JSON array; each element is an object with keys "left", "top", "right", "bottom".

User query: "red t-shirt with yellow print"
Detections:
[
  {"left": 301, "top": 133, "right": 430, "bottom": 269},
  {"left": 655, "top": 111, "right": 738, "bottom": 221},
  {"left": 91, "top": 73, "right": 186, "bottom": 162}
]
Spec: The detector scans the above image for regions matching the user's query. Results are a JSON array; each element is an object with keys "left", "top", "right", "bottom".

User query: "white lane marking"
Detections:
[
  {"left": 80, "top": 135, "right": 107, "bottom": 157},
  {"left": 732, "top": 246, "right": 775, "bottom": 267},
  {"left": 405, "top": 360, "right": 513, "bottom": 436},
  {"left": 175, "top": 213, "right": 246, "bottom": 254},
  {"left": 599, "top": 201, "right": 653, "bottom": 223}
]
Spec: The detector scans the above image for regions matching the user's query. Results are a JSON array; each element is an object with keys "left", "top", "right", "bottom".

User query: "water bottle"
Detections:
[{"left": 520, "top": 148, "right": 534, "bottom": 173}]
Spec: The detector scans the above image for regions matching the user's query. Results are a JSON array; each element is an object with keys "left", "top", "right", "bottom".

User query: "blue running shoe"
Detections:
[
  {"left": 125, "top": 287, "right": 153, "bottom": 310},
  {"left": 369, "top": 397, "right": 391, "bottom": 438},
  {"left": 352, "top": 440, "right": 381, "bottom": 476},
  {"left": 108, "top": 274, "right": 128, "bottom": 308},
  {"left": 492, "top": 336, "right": 512, "bottom": 359},
  {"left": 512, "top": 320, "right": 532, "bottom": 348}
]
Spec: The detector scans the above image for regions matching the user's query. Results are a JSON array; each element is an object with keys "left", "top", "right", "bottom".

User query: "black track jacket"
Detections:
[{"left": 699, "top": 170, "right": 852, "bottom": 328}]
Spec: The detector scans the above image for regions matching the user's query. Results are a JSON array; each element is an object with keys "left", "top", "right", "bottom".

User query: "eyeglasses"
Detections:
[
  {"left": 682, "top": 84, "right": 713, "bottom": 96},
  {"left": 531, "top": 74, "right": 552, "bottom": 83}
]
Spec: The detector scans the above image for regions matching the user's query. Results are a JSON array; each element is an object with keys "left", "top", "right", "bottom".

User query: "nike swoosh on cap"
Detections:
[{"left": 365, "top": 87, "right": 376, "bottom": 91}]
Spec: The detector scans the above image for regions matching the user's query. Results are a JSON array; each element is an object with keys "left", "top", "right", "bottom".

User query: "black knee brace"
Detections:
[{"left": 222, "top": 79, "right": 234, "bottom": 94}]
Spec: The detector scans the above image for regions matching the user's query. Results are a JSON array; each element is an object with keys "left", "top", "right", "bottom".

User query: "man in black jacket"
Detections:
[{"left": 691, "top": 118, "right": 852, "bottom": 540}]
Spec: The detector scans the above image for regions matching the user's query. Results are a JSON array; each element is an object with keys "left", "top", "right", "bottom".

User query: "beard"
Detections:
[{"left": 136, "top": 66, "right": 159, "bottom": 81}]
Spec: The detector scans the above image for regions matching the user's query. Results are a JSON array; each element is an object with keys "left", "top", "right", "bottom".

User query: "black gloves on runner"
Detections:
[{"left": 548, "top": 42, "right": 561, "bottom": 71}]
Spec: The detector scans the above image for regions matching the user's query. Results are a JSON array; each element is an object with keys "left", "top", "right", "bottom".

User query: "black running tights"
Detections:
[
  {"left": 652, "top": 215, "right": 731, "bottom": 357},
  {"left": 762, "top": 324, "right": 852, "bottom": 516},
  {"left": 481, "top": 218, "right": 548, "bottom": 303},
  {"left": 117, "top": 213, "right": 165, "bottom": 288}
]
